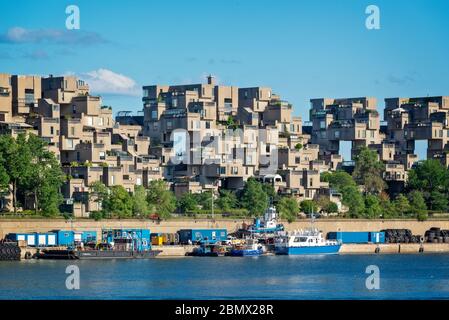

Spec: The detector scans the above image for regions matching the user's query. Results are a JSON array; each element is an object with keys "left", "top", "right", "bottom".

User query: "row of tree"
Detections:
[
  {"left": 88, "top": 177, "right": 301, "bottom": 221},
  {"left": 318, "top": 146, "right": 449, "bottom": 220},
  {"left": 89, "top": 180, "right": 177, "bottom": 219},
  {"left": 0, "top": 134, "right": 65, "bottom": 216}
]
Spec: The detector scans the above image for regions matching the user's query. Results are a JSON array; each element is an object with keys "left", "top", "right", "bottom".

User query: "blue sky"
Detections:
[{"left": 1, "top": 0, "right": 448, "bottom": 136}]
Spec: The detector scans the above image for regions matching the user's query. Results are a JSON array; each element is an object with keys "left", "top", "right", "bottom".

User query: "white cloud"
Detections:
[
  {"left": 0, "top": 27, "right": 107, "bottom": 46},
  {"left": 79, "top": 69, "right": 140, "bottom": 96}
]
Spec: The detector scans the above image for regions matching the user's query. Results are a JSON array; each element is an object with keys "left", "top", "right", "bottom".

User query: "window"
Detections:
[
  {"left": 172, "top": 98, "right": 178, "bottom": 107},
  {"left": 151, "top": 110, "right": 158, "bottom": 119},
  {"left": 50, "top": 126, "right": 54, "bottom": 135},
  {"left": 99, "top": 151, "right": 105, "bottom": 160},
  {"left": 98, "top": 117, "right": 104, "bottom": 126},
  {"left": 71, "top": 127, "right": 75, "bottom": 136},
  {"left": 111, "top": 175, "right": 115, "bottom": 185},
  {"left": 320, "top": 121, "right": 326, "bottom": 129}
]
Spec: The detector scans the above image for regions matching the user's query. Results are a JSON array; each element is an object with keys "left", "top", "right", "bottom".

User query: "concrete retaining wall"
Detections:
[
  {"left": 2, "top": 218, "right": 449, "bottom": 240},
  {"left": 341, "top": 243, "right": 449, "bottom": 254}
]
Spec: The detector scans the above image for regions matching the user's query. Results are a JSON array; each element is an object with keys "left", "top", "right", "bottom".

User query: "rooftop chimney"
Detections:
[{"left": 207, "top": 74, "right": 215, "bottom": 86}]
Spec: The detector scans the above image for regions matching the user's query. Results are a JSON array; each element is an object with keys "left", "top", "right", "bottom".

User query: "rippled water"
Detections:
[{"left": 1, "top": 254, "right": 449, "bottom": 299}]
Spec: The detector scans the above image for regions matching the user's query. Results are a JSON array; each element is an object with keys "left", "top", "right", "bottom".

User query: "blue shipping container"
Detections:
[
  {"left": 54, "top": 230, "right": 75, "bottom": 246},
  {"left": 327, "top": 232, "right": 370, "bottom": 244},
  {"left": 327, "top": 231, "right": 385, "bottom": 244},
  {"left": 369, "top": 232, "right": 385, "bottom": 244},
  {"left": 178, "top": 229, "right": 227, "bottom": 244},
  {"left": 52, "top": 230, "right": 97, "bottom": 246},
  {"left": 81, "top": 231, "right": 97, "bottom": 243},
  {"left": 6, "top": 233, "right": 57, "bottom": 247}
]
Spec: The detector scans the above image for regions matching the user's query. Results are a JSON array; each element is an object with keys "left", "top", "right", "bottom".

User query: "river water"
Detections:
[{"left": 1, "top": 254, "right": 449, "bottom": 299}]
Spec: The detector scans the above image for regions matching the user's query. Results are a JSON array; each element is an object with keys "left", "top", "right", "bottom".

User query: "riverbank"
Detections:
[{"left": 2, "top": 218, "right": 449, "bottom": 239}]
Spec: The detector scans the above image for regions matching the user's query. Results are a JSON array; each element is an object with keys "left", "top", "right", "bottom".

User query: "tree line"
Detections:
[
  {"left": 0, "top": 134, "right": 65, "bottom": 216},
  {"left": 320, "top": 146, "right": 449, "bottom": 220},
  {"left": 88, "top": 177, "right": 300, "bottom": 222}
]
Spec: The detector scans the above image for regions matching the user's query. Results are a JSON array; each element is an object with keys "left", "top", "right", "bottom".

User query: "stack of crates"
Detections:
[{"left": 150, "top": 233, "right": 179, "bottom": 246}]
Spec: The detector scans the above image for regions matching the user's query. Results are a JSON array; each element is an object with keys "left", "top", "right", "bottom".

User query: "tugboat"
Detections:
[{"left": 242, "top": 204, "right": 284, "bottom": 234}]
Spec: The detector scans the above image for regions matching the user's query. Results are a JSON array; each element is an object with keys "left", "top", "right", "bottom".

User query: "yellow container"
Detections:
[{"left": 151, "top": 236, "right": 163, "bottom": 246}]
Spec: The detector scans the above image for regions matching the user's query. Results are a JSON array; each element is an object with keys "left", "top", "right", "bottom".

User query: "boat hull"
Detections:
[
  {"left": 275, "top": 244, "right": 341, "bottom": 255},
  {"left": 74, "top": 250, "right": 162, "bottom": 259},
  {"left": 37, "top": 249, "right": 162, "bottom": 259},
  {"left": 230, "top": 249, "right": 262, "bottom": 257}
]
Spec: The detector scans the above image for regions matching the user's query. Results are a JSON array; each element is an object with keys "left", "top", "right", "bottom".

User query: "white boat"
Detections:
[{"left": 275, "top": 228, "right": 341, "bottom": 255}]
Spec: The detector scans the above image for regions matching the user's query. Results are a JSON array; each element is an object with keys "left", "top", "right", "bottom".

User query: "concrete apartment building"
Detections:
[
  {"left": 0, "top": 73, "right": 155, "bottom": 216},
  {"left": 0, "top": 71, "right": 448, "bottom": 216}
]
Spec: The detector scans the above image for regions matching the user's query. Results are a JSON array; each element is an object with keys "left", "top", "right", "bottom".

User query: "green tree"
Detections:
[
  {"left": 408, "top": 190, "right": 428, "bottom": 219},
  {"left": 215, "top": 190, "right": 237, "bottom": 211},
  {"left": 89, "top": 181, "right": 109, "bottom": 211},
  {"left": 408, "top": 159, "right": 449, "bottom": 194},
  {"left": 146, "top": 180, "right": 176, "bottom": 219},
  {"left": 196, "top": 191, "right": 214, "bottom": 211},
  {"left": 393, "top": 194, "right": 410, "bottom": 217},
  {"left": 277, "top": 197, "right": 299, "bottom": 222},
  {"left": 133, "top": 185, "right": 149, "bottom": 217},
  {"left": 316, "top": 196, "right": 339, "bottom": 214},
  {"left": 262, "top": 183, "right": 279, "bottom": 203},
  {"left": 429, "top": 191, "right": 448, "bottom": 212},
  {"left": 325, "top": 202, "right": 339, "bottom": 214},
  {"left": 177, "top": 192, "right": 199, "bottom": 213},
  {"left": 240, "top": 178, "right": 269, "bottom": 217},
  {"left": 381, "top": 197, "right": 396, "bottom": 218},
  {"left": 321, "top": 170, "right": 356, "bottom": 189},
  {"left": 341, "top": 185, "right": 365, "bottom": 218},
  {"left": 364, "top": 194, "right": 382, "bottom": 218},
  {"left": 352, "top": 147, "right": 386, "bottom": 194},
  {"left": 0, "top": 134, "right": 32, "bottom": 213},
  {"left": 104, "top": 185, "right": 133, "bottom": 218},
  {"left": 25, "top": 134, "right": 64, "bottom": 216},
  {"left": 300, "top": 200, "right": 318, "bottom": 215}
]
